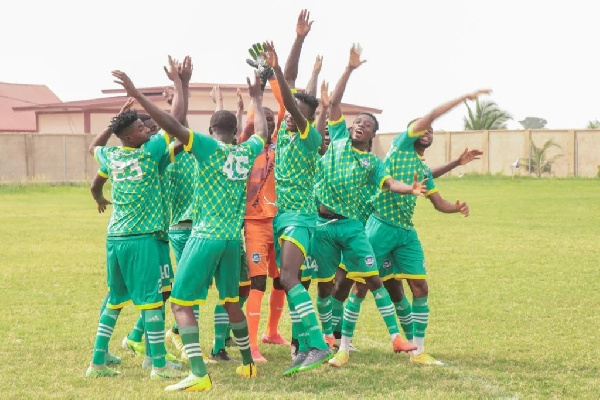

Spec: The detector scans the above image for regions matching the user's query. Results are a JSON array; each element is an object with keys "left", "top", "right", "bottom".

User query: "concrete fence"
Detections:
[{"left": 1, "top": 130, "right": 599, "bottom": 183}]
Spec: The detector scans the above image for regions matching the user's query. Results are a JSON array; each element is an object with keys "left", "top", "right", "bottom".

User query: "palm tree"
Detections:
[
  {"left": 521, "top": 138, "right": 563, "bottom": 178},
  {"left": 587, "top": 120, "right": 600, "bottom": 129},
  {"left": 463, "top": 99, "right": 512, "bottom": 130}
]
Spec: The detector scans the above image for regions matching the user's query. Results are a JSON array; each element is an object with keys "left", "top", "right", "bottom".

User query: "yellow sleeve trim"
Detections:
[
  {"left": 338, "top": 263, "right": 347, "bottom": 272},
  {"left": 97, "top": 170, "right": 108, "bottom": 178},
  {"left": 253, "top": 134, "right": 265, "bottom": 147},
  {"left": 379, "top": 175, "right": 392, "bottom": 190},
  {"left": 425, "top": 188, "right": 438, "bottom": 197},
  {"left": 219, "top": 296, "right": 240, "bottom": 305},
  {"left": 183, "top": 129, "right": 194, "bottom": 152},
  {"left": 169, "top": 297, "right": 206, "bottom": 306},
  {"left": 291, "top": 88, "right": 298, "bottom": 94},
  {"left": 407, "top": 123, "right": 426, "bottom": 138},
  {"left": 299, "top": 123, "right": 310, "bottom": 140},
  {"left": 161, "top": 132, "right": 170, "bottom": 146},
  {"left": 168, "top": 143, "right": 175, "bottom": 163},
  {"left": 93, "top": 147, "right": 101, "bottom": 163},
  {"left": 329, "top": 114, "right": 345, "bottom": 125}
]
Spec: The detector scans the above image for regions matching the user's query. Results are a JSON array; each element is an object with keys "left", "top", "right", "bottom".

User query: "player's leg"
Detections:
[
  {"left": 166, "top": 227, "right": 190, "bottom": 353},
  {"left": 166, "top": 238, "right": 219, "bottom": 391},
  {"left": 384, "top": 278, "right": 413, "bottom": 342},
  {"left": 215, "top": 239, "right": 257, "bottom": 378}
]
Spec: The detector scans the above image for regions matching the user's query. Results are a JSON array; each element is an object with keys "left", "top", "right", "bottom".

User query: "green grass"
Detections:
[{"left": 1, "top": 177, "right": 599, "bottom": 399}]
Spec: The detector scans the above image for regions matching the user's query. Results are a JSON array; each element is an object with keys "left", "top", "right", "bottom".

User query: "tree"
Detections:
[
  {"left": 463, "top": 99, "right": 512, "bottom": 130},
  {"left": 519, "top": 117, "right": 547, "bottom": 129},
  {"left": 521, "top": 138, "right": 563, "bottom": 178},
  {"left": 587, "top": 120, "right": 600, "bottom": 129}
]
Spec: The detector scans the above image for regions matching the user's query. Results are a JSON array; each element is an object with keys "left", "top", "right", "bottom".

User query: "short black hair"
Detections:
[
  {"left": 210, "top": 110, "right": 237, "bottom": 133},
  {"left": 358, "top": 112, "right": 380, "bottom": 133},
  {"left": 139, "top": 113, "right": 152, "bottom": 122},
  {"left": 109, "top": 109, "right": 139, "bottom": 136},
  {"left": 294, "top": 92, "right": 319, "bottom": 115}
]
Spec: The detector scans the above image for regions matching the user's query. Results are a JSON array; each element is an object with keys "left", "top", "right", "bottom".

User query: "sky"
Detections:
[{"left": 2, "top": 0, "right": 598, "bottom": 131}]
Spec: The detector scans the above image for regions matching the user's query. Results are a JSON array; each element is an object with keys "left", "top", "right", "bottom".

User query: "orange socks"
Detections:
[
  {"left": 247, "top": 289, "right": 264, "bottom": 348},
  {"left": 266, "top": 288, "right": 286, "bottom": 336}
]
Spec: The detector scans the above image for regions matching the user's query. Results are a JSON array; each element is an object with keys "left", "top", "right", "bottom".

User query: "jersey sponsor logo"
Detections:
[
  {"left": 365, "top": 255, "right": 374, "bottom": 267},
  {"left": 361, "top": 158, "right": 371, "bottom": 168},
  {"left": 252, "top": 253, "right": 261, "bottom": 264},
  {"left": 382, "top": 259, "right": 392, "bottom": 269}
]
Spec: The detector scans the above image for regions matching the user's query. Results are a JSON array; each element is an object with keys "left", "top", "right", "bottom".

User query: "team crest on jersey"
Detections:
[
  {"left": 382, "top": 259, "right": 391, "bottom": 269},
  {"left": 252, "top": 253, "right": 261, "bottom": 264},
  {"left": 270, "top": 143, "right": 276, "bottom": 150},
  {"left": 365, "top": 255, "right": 374, "bottom": 266},
  {"left": 361, "top": 158, "right": 371, "bottom": 168}
]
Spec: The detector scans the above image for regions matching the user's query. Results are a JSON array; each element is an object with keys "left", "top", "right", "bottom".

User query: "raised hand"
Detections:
[
  {"left": 210, "top": 85, "right": 222, "bottom": 105},
  {"left": 179, "top": 56, "right": 193, "bottom": 83},
  {"left": 296, "top": 9, "right": 313, "bottom": 37},
  {"left": 119, "top": 97, "right": 135, "bottom": 114},
  {"left": 163, "top": 55, "right": 181, "bottom": 82},
  {"left": 458, "top": 148, "right": 483, "bottom": 165},
  {"left": 163, "top": 86, "right": 174, "bottom": 105},
  {"left": 411, "top": 172, "right": 429, "bottom": 196},
  {"left": 465, "top": 89, "right": 492, "bottom": 101},
  {"left": 237, "top": 88, "right": 244, "bottom": 110},
  {"left": 320, "top": 81, "right": 331, "bottom": 108},
  {"left": 247, "top": 70, "right": 262, "bottom": 99},
  {"left": 349, "top": 43, "right": 367, "bottom": 70},
  {"left": 112, "top": 71, "right": 139, "bottom": 98},
  {"left": 455, "top": 200, "right": 469, "bottom": 217},
  {"left": 314, "top": 55, "right": 323, "bottom": 73},
  {"left": 96, "top": 198, "right": 111, "bottom": 213},
  {"left": 261, "top": 41, "right": 278, "bottom": 69}
]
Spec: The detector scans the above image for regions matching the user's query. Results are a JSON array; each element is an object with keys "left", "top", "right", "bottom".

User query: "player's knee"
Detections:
[
  {"left": 408, "top": 279, "right": 428, "bottom": 298},
  {"left": 365, "top": 275, "right": 383, "bottom": 292},
  {"left": 384, "top": 279, "right": 404, "bottom": 302},
  {"left": 353, "top": 282, "right": 369, "bottom": 298},
  {"left": 333, "top": 277, "right": 353, "bottom": 301},
  {"left": 251, "top": 275, "right": 267, "bottom": 292},
  {"left": 317, "top": 281, "right": 333, "bottom": 298},
  {"left": 272, "top": 277, "right": 284, "bottom": 290}
]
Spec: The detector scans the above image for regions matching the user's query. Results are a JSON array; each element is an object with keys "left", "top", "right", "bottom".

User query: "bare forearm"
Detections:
[
  {"left": 414, "top": 94, "right": 469, "bottom": 133},
  {"left": 274, "top": 65, "right": 307, "bottom": 132},
  {"left": 305, "top": 68, "right": 319, "bottom": 96},
  {"left": 251, "top": 96, "right": 268, "bottom": 143},
  {"left": 386, "top": 178, "right": 414, "bottom": 195},
  {"left": 133, "top": 91, "right": 189, "bottom": 144},
  {"left": 88, "top": 127, "right": 112, "bottom": 155},
  {"left": 283, "top": 36, "right": 305, "bottom": 87},
  {"left": 433, "top": 198, "right": 459, "bottom": 213},
  {"left": 431, "top": 159, "right": 460, "bottom": 179},
  {"left": 316, "top": 108, "right": 328, "bottom": 155},
  {"left": 329, "top": 67, "right": 352, "bottom": 121},
  {"left": 90, "top": 177, "right": 106, "bottom": 202},
  {"left": 171, "top": 79, "right": 186, "bottom": 125}
]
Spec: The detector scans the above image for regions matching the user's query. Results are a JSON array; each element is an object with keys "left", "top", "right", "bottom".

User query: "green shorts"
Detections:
[
  {"left": 169, "top": 225, "right": 192, "bottom": 264},
  {"left": 312, "top": 218, "right": 378, "bottom": 283},
  {"left": 105, "top": 234, "right": 163, "bottom": 310},
  {"left": 171, "top": 237, "right": 242, "bottom": 306},
  {"left": 156, "top": 238, "right": 174, "bottom": 292},
  {"left": 273, "top": 211, "right": 316, "bottom": 259},
  {"left": 239, "top": 240, "right": 250, "bottom": 287},
  {"left": 300, "top": 240, "right": 317, "bottom": 282},
  {"left": 365, "top": 214, "right": 426, "bottom": 280}
]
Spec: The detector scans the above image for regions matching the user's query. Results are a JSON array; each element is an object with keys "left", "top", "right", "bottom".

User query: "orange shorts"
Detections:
[{"left": 244, "top": 218, "right": 279, "bottom": 279}]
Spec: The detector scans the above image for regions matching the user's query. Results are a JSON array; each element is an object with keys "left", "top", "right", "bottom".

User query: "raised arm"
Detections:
[
  {"left": 87, "top": 98, "right": 134, "bottom": 154},
  {"left": 112, "top": 70, "right": 190, "bottom": 145},
  {"left": 430, "top": 148, "right": 483, "bottom": 178},
  {"left": 236, "top": 88, "right": 244, "bottom": 142},
  {"left": 383, "top": 172, "right": 429, "bottom": 195},
  {"left": 90, "top": 173, "right": 111, "bottom": 213},
  {"left": 412, "top": 89, "right": 491, "bottom": 134},
  {"left": 428, "top": 191, "right": 469, "bottom": 216},
  {"left": 330, "top": 44, "right": 367, "bottom": 122},
  {"left": 317, "top": 81, "right": 330, "bottom": 155},
  {"left": 304, "top": 55, "right": 322, "bottom": 96},
  {"left": 164, "top": 55, "right": 190, "bottom": 126},
  {"left": 263, "top": 41, "right": 308, "bottom": 134},
  {"left": 210, "top": 85, "right": 224, "bottom": 112},
  {"left": 247, "top": 71, "right": 268, "bottom": 144},
  {"left": 178, "top": 56, "right": 193, "bottom": 126},
  {"left": 283, "top": 9, "right": 313, "bottom": 88}
]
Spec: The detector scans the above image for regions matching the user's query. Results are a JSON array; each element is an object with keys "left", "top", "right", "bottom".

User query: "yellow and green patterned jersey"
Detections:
[
  {"left": 94, "top": 133, "right": 170, "bottom": 237},
  {"left": 167, "top": 149, "right": 197, "bottom": 226},
  {"left": 156, "top": 136, "right": 175, "bottom": 242},
  {"left": 185, "top": 130, "right": 264, "bottom": 240},
  {"left": 357, "top": 184, "right": 378, "bottom": 225},
  {"left": 274, "top": 120, "right": 322, "bottom": 214},
  {"left": 372, "top": 126, "right": 437, "bottom": 229},
  {"left": 315, "top": 115, "right": 390, "bottom": 221}
]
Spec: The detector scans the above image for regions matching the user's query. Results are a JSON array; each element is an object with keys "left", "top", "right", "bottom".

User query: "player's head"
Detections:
[
  {"left": 209, "top": 110, "right": 238, "bottom": 144},
  {"left": 408, "top": 118, "right": 434, "bottom": 151},
  {"left": 109, "top": 109, "right": 150, "bottom": 147},
  {"left": 351, "top": 112, "right": 379, "bottom": 151},
  {"left": 138, "top": 114, "right": 159, "bottom": 135},
  {"left": 284, "top": 92, "right": 319, "bottom": 132},
  {"left": 263, "top": 106, "right": 276, "bottom": 142}
]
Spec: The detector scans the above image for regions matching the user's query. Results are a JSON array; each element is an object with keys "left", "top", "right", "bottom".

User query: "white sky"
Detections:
[{"left": 2, "top": 0, "right": 598, "bottom": 131}]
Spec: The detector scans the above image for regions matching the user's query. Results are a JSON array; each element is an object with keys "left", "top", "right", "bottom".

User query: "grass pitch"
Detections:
[{"left": 1, "top": 177, "right": 599, "bottom": 399}]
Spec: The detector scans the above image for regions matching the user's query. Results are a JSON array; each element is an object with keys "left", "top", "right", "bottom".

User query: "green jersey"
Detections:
[
  {"left": 167, "top": 149, "right": 197, "bottom": 225},
  {"left": 372, "top": 126, "right": 437, "bottom": 229},
  {"left": 94, "top": 133, "right": 170, "bottom": 237},
  {"left": 315, "top": 116, "right": 390, "bottom": 221},
  {"left": 156, "top": 135, "right": 175, "bottom": 241},
  {"left": 274, "top": 120, "right": 322, "bottom": 214},
  {"left": 185, "top": 130, "right": 264, "bottom": 240}
]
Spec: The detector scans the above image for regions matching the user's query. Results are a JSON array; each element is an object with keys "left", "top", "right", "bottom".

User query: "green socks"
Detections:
[
  {"left": 331, "top": 297, "right": 344, "bottom": 334},
  {"left": 213, "top": 304, "right": 229, "bottom": 353},
  {"left": 394, "top": 297, "right": 414, "bottom": 340},
  {"left": 289, "top": 284, "right": 328, "bottom": 350},
  {"left": 180, "top": 325, "right": 207, "bottom": 377},
  {"left": 412, "top": 296, "right": 429, "bottom": 347},
  {"left": 341, "top": 292, "right": 363, "bottom": 339},
  {"left": 92, "top": 308, "right": 120, "bottom": 365},
  {"left": 127, "top": 314, "right": 144, "bottom": 342},
  {"left": 144, "top": 309, "right": 166, "bottom": 368},
  {"left": 288, "top": 300, "right": 309, "bottom": 352},
  {"left": 317, "top": 295, "right": 334, "bottom": 335},
  {"left": 231, "top": 320, "right": 253, "bottom": 365},
  {"left": 372, "top": 287, "right": 400, "bottom": 336}
]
